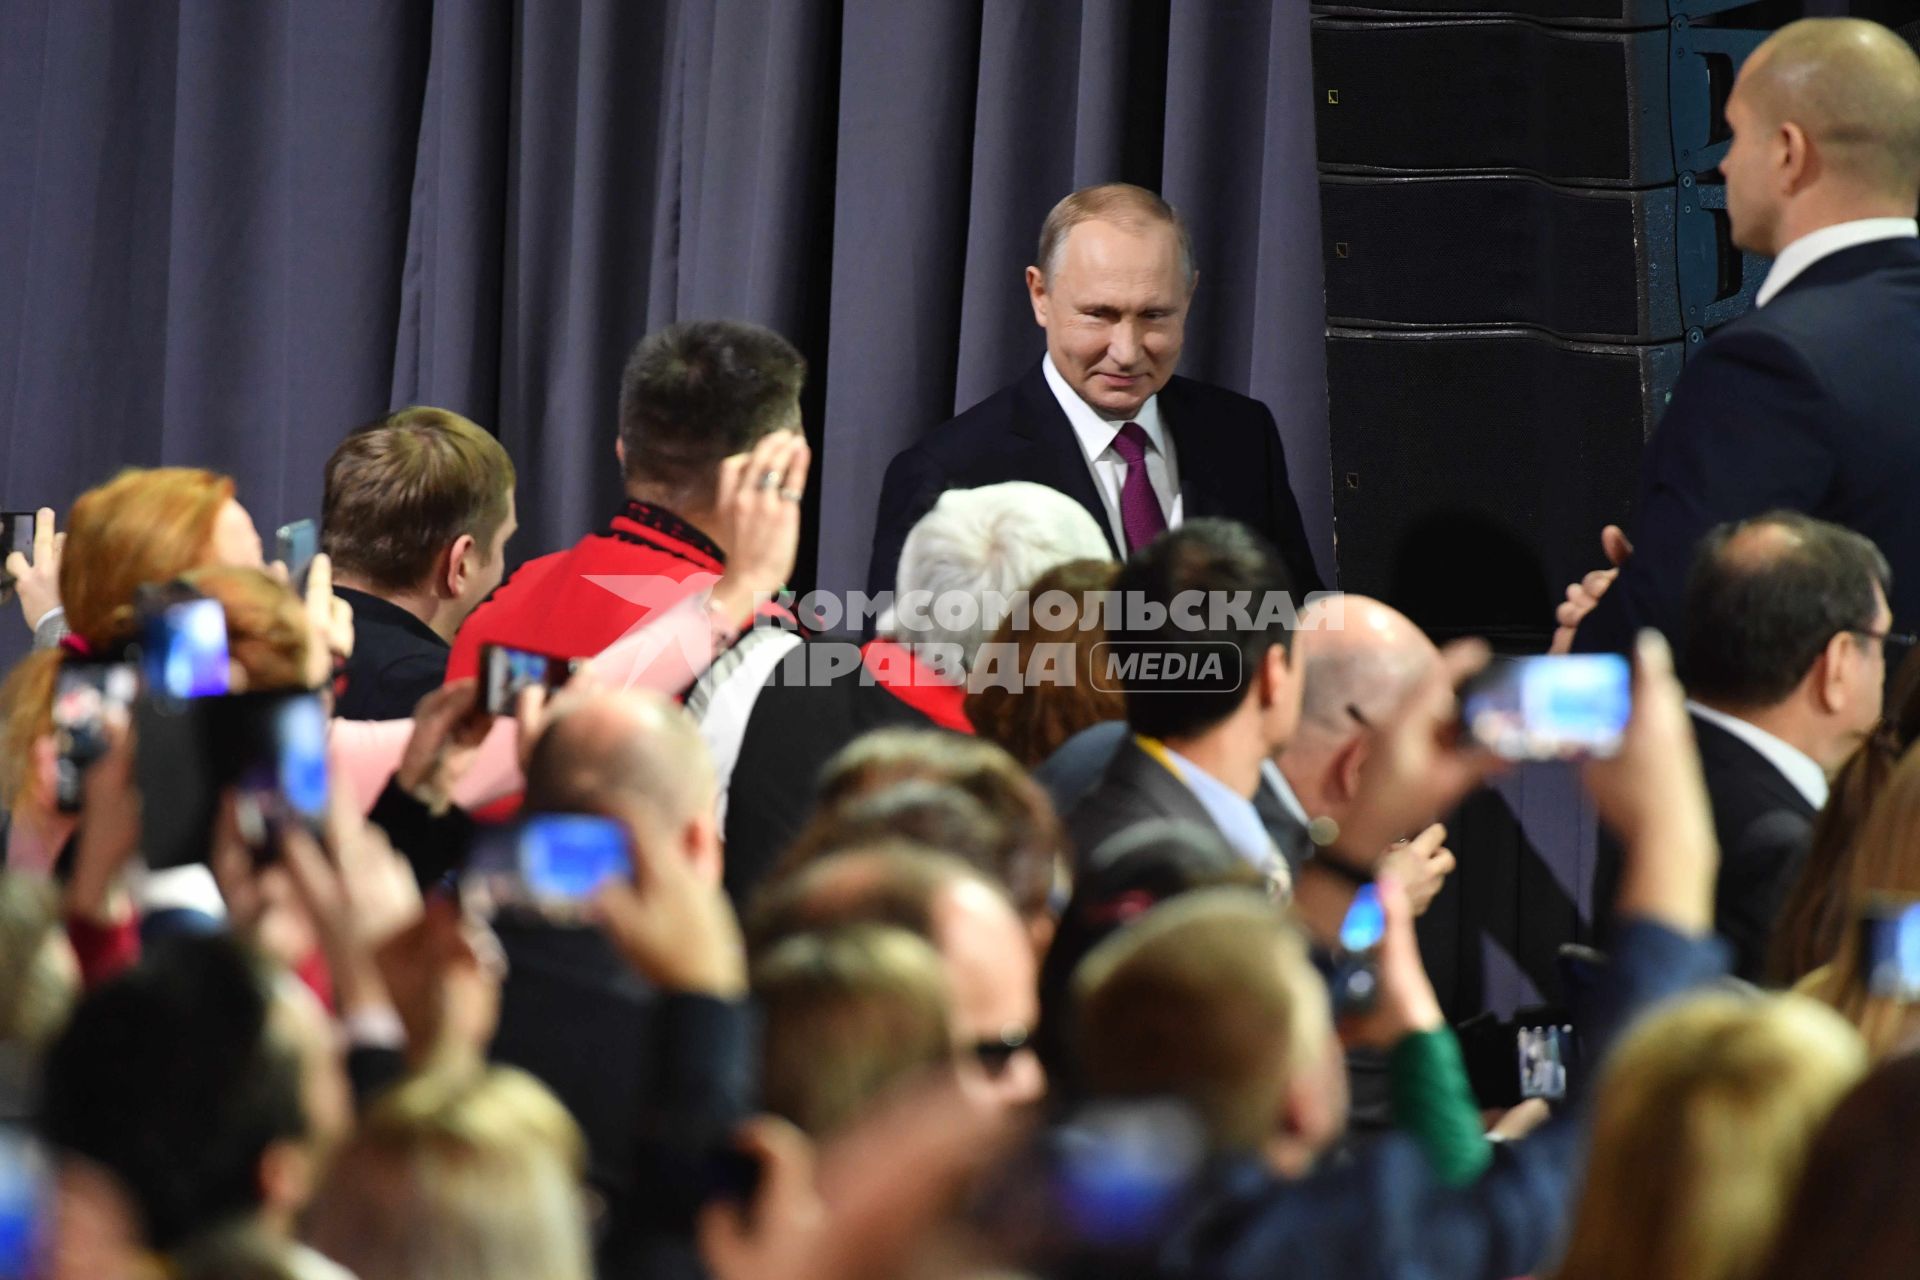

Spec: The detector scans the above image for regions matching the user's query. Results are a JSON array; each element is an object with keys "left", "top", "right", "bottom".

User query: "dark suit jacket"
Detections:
[
  {"left": 334, "top": 587, "right": 449, "bottom": 721},
  {"left": 1694, "top": 714, "right": 1819, "bottom": 982},
  {"left": 1065, "top": 736, "right": 1230, "bottom": 871},
  {"left": 719, "top": 636, "right": 947, "bottom": 908},
  {"left": 1576, "top": 237, "right": 1920, "bottom": 652},
  {"left": 868, "top": 359, "right": 1325, "bottom": 599}
]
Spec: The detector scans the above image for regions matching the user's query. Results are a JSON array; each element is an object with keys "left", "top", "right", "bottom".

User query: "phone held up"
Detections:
[
  {"left": 462, "top": 814, "right": 631, "bottom": 922},
  {"left": 480, "top": 644, "right": 580, "bottom": 716},
  {"left": 1460, "top": 654, "right": 1631, "bottom": 762}
]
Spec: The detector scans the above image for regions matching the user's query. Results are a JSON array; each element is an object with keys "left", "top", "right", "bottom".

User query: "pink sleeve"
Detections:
[{"left": 334, "top": 593, "right": 724, "bottom": 814}]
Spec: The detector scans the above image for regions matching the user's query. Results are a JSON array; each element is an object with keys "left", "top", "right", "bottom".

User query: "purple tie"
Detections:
[{"left": 1111, "top": 421, "right": 1169, "bottom": 553}]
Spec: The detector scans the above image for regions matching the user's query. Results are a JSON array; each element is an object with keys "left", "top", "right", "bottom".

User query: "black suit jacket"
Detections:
[
  {"left": 1065, "top": 735, "right": 1228, "bottom": 870},
  {"left": 334, "top": 586, "right": 450, "bottom": 721},
  {"left": 1694, "top": 714, "right": 1819, "bottom": 982},
  {"left": 1577, "top": 237, "right": 1920, "bottom": 652},
  {"left": 868, "top": 359, "right": 1325, "bottom": 599}
]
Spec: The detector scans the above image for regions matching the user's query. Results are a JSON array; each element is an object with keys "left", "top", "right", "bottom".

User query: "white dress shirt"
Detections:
[
  {"left": 1687, "top": 700, "right": 1830, "bottom": 811},
  {"left": 1754, "top": 217, "right": 1919, "bottom": 308},
  {"left": 1042, "top": 353, "right": 1182, "bottom": 549}
]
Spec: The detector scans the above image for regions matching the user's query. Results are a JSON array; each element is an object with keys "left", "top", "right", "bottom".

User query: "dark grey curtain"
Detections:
[{"left": 1, "top": 0, "right": 1331, "bottom": 606}]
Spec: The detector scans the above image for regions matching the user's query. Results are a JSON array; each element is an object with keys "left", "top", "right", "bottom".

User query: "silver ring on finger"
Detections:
[
  {"left": 757, "top": 469, "right": 781, "bottom": 491},
  {"left": 778, "top": 488, "right": 803, "bottom": 502}
]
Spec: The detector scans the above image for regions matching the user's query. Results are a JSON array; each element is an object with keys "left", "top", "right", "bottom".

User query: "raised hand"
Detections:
[
  {"left": 1549, "top": 525, "right": 1633, "bottom": 654},
  {"left": 709, "top": 431, "right": 811, "bottom": 629},
  {"left": 4, "top": 507, "right": 65, "bottom": 633}
]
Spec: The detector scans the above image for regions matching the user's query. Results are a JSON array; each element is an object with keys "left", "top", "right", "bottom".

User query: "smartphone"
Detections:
[
  {"left": 0, "top": 1129, "right": 47, "bottom": 1280},
  {"left": 1859, "top": 896, "right": 1920, "bottom": 1001},
  {"left": 134, "top": 690, "right": 330, "bottom": 869},
  {"left": 1329, "top": 883, "right": 1386, "bottom": 1016},
  {"left": 1516, "top": 1024, "right": 1573, "bottom": 1102},
  {"left": 1461, "top": 654, "right": 1631, "bottom": 761},
  {"left": 275, "top": 519, "right": 318, "bottom": 590},
  {"left": 50, "top": 662, "right": 139, "bottom": 813},
  {"left": 229, "top": 691, "right": 332, "bottom": 839},
  {"left": 480, "top": 644, "right": 579, "bottom": 715},
  {"left": 0, "top": 511, "right": 36, "bottom": 602},
  {"left": 462, "top": 814, "right": 630, "bottom": 919},
  {"left": 136, "top": 587, "right": 231, "bottom": 701}
]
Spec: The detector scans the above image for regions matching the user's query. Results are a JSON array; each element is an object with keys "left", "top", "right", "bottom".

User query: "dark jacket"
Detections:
[
  {"left": 333, "top": 587, "right": 449, "bottom": 721},
  {"left": 1695, "top": 713, "right": 1818, "bottom": 981},
  {"left": 868, "top": 359, "right": 1325, "bottom": 600},
  {"left": 1576, "top": 237, "right": 1920, "bottom": 652},
  {"left": 1065, "top": 736, "right": 1229, "bottom": 872}
]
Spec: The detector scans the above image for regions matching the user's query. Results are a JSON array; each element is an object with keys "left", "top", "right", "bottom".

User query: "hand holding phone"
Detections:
[
  {"left": 462, "top": 814, "right": 631, "bottom": 920},
  {"left": 136, "top": 585, "right": 231, "bottom": 701},
  {"left": 1461, "top": 654, "right": 1631, "bottom": 761},
  {"left": 480, "top": 644, "right": 579, "bottom": 715},
  {"left": 276, "top": 518, "right": 318, "bottom": 591},
  {"left": 1329, "top": 883, "right": 1386, "bottom": 1016},
  {"left": 50, "top": 662, "right": 138, "bottom": 812}
]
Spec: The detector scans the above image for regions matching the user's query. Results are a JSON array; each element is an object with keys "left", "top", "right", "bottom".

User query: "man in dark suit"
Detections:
[
  {"left": 868, "top": 182, "right": 1324, "bottom": 602},
  {"left": 321, "top": 407, "right": 518, "bottom": 720},
  {"left": 1556, "top": 19, "right": 1920, "bottom": 654},
  {"left": 1066, "top": 520, "right": 1302, "bottom": 887},
  {"left": 1597, "top": 512, "right": 1891, "bottom": 980}
]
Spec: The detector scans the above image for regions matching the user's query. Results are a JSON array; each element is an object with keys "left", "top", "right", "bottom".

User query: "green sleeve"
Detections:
[{"left": 1388, "top": 1026, "right": 1492, "bottom": 1187}]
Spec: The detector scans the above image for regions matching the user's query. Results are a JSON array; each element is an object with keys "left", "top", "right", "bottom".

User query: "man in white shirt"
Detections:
[
  {"left": 868, "top": 182, "right": 1323, "bottom": 604},
  {"left": 1554, "top": 18, "right": 1920, "bottom": 655},
  {"left": 1603, "top": 512, "right": 1892, "bottom": 980}
]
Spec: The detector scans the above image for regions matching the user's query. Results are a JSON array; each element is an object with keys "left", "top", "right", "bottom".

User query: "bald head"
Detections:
[
  {"left": 1292, "top": 595, "right": 1439, "bottom": 736},
  {"left": 1730, "top": 19, "right": 1920, "bottom": 233},
  {"left": 522, "top": 688, "right": 715, "bottom": 830}
]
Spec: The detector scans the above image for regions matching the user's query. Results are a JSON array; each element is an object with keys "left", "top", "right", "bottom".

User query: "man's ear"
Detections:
[
  {"left": 1779, "top": 120, "right": 1818, "bottom": 195},
  {"left": 257, "top": 1139, "right": 314, "bottom": 1221},
  {"left": 1817, "top": 632, "right": 1854, "bottom": 714},
  {"left": 684, "top": 809, "right": 723, "bottom": 888},
  {"left": 443, "top": 533, "right": 478, "bottom": 598},
  {"left": 1025, "top": 265, "right": 1050, "bottom": 328},
  {"left": 1260, "top": 644, "right": 1293, "bottom": 706},
  {"left": 1331, "top": 733, "right": 1370, "bottom": 808}
]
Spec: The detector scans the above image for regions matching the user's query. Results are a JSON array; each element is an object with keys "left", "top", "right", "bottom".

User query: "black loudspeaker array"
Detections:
[{"left": 1311, "top": 0, "right": 1795, "bottom": 642}]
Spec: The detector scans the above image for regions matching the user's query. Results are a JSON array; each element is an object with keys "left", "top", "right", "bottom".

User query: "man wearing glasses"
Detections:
[{"left": 1597, "top": 512, "right": 1896, "bottom": 981}]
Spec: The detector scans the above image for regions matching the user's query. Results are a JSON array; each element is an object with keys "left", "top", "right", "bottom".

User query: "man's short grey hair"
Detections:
[
  {"left": 891, "top": 482, "right": 1112, "bottom": 673},
  {"left": 1036, "top": 183, "right": 1196, "bottom": 285}
]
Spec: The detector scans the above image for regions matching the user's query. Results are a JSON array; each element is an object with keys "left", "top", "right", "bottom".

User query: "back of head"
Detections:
[
  {"left": 753, "top": 924, "right": 954, "bottom": 1138},
  {"left": 39, "top": 934, "right": 306, "bottom": 1251},
  {"left": 1554, "top": 993, "right": 1866, "bottom": 1280},
  {"left": 783, "top": 776, "right": 1062, "bottom": 926},
  {"left": 321, "top": 407, "right": 516, "bottom": 594},
  {"left": 2, "top": 468, "right": 234, "bottom": 802},
  {"left": 304, "top": 1067, "right": 589, "bottom": 1280},
  {"left": 1072, "top": 889, "right": 1322, "bottom": 1152},
  {"left": 1111, "top": 519, "right": 1295, "bottom": 740},
  {"left": 745, "top": 842, "right": 985, "bottom": 958},
  {"left": 1680, "top": 512, "right": 1889, "bottom": 709},
  {"left": 0, "top": 873, "right": 73, "bottom": 1057},
  {"left": 523, "top": 688, "right": 715, "bottom": 833},
  {"left": 1292, "top": 594, "right": 1437, "bottom": 737},
  {"left": 1754, "top": 1051, "right": 1920, "bottom": 1280},
  {"left": 891, "top": 482, "right": 1111, "bottom": 673},
  {"left": 1038, "top": 822, "right": 1259, "bottom": 1089},
  {"left": 964, "top": 557, "right": 1127, "bottom": 767},
  {"left": 1037, "top": 182, "right": 1196, "bottom": 285},
  {"left": 1745, "top": 18, "right": 1920, "bottom": 208},
  {"left": 617, "top": 320, "right": 805, "bottom": 507}
]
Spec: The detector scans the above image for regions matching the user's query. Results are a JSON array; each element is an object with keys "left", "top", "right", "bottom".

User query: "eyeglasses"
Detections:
[
  {"left": 969, "top": 1025, "right": 1032, "bottom": 1078},
  {"left": 1848, "top": 627, "right": 1918, "bottom": 656}
]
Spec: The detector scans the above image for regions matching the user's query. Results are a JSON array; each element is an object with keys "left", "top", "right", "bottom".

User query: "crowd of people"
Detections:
[{"left": 3, "top": 13, "right": 1920, "bottom": 1280}]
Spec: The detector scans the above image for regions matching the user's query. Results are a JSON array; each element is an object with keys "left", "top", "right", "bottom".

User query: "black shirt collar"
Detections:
[
  {"left": 610, "top": 500, "right": 727, "bottom": 568},
  {"left": 334, "top": 586, "right": 449, "bottom": 649}
]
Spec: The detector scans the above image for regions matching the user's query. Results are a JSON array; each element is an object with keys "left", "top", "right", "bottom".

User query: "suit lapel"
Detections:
[
  {"left": 1158, "top": 377, "right": 1228, "bottom": 519},
  {"left": 1010, "top": 360, "right": 1123, "bottom": 558}
]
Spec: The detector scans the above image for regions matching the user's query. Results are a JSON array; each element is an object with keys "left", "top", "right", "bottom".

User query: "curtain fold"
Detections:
[{"left": 0, "top": 0, "right": 1333, "bottom": 597}]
